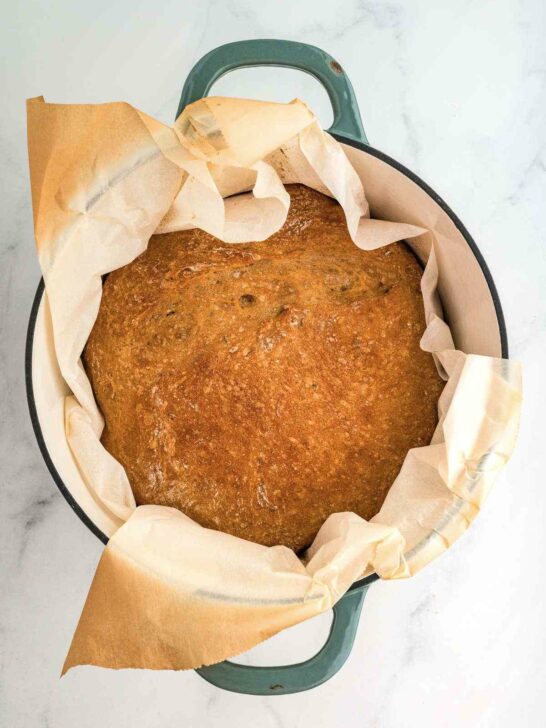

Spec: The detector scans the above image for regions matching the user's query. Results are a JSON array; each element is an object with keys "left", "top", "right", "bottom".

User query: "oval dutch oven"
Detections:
[{"left": 26, "top": 39, "right": 508, "bottom": 696}]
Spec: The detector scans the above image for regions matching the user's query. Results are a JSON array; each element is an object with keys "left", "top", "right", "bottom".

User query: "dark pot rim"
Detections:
[{"left": 24, "top": 137, "right": 509, "bottom": 592}]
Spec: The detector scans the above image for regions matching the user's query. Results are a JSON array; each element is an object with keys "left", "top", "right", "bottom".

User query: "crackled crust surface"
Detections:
[{"left": 83, "top": 185, "right": 443, "bottom": 551}]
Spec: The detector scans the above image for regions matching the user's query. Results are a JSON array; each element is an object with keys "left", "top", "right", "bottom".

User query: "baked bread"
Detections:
[{"left": 84, "top": 185, "right": 443, "bottom": 551}]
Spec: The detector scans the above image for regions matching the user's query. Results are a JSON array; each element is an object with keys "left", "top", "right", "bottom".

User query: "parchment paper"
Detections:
[{"left": 26, "top": 96, "right": 521, "bottom": 672}]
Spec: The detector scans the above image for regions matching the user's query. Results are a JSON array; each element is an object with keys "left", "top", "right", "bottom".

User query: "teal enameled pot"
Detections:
[{"left": 26, "top": 39, "right": 508, "bottom": 697}]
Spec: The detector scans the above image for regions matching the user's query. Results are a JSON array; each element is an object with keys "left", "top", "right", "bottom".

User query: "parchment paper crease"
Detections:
[{"left": 25, "top": 95, "right": 521, "bottom": 672}]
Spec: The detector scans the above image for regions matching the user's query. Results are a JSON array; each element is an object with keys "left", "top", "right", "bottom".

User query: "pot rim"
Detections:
[{"left": 24, "top": 137, "right": 509, "bottom": 592}]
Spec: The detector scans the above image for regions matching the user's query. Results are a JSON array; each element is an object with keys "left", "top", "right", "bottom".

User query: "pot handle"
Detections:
[
  {"left": 176, "top": 39, "right": 368, "bottom": 144},
  {"left": 196, "top": 585, "right": 369, "bottom": 695}
]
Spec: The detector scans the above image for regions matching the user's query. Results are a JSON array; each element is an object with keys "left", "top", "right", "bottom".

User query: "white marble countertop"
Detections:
[{"left": 1, "top": 1, "right": 544, "bottom": 726}]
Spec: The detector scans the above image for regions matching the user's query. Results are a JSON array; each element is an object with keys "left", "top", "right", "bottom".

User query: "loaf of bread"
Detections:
[{"left": 84, "top": 185, "right": 443, "bottom": 551}]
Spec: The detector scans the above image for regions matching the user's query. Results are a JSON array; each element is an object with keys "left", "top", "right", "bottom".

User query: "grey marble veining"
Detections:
[{"left": 1, "top": 1, "right": 545, "bottom": 726}]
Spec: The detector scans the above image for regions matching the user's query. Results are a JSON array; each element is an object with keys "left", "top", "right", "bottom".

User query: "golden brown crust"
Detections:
[{"left": 84, "top": 185, "right": 443, "bottom": 551}]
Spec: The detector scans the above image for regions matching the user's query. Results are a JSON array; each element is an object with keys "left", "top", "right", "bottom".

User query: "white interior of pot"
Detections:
[{"left": 30, "top": 144, "right": 504, "bottom": 540}]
